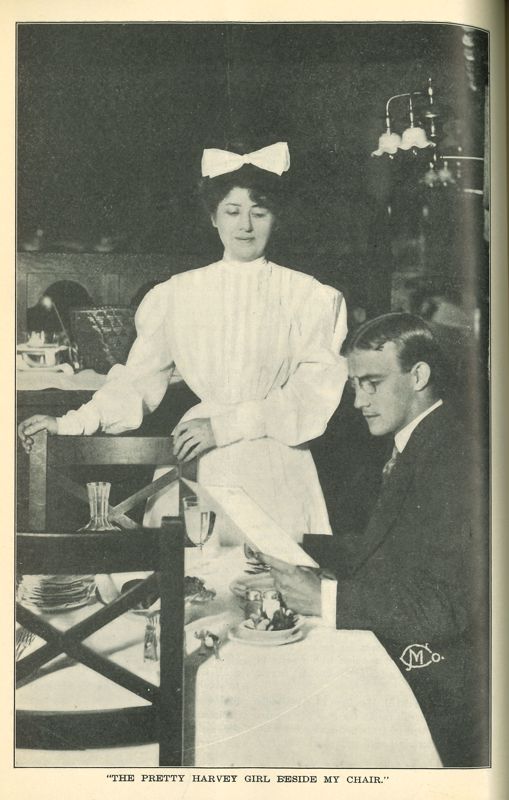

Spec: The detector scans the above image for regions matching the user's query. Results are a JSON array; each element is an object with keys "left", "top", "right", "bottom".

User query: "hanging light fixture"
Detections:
[
  {"left": 423, "top": 77, "right": 439, "bottom": 144},
  {"left": 420, "top": 147, "right": 484, "bottom": 190},
  {"left": 372, "top": 81, "right": 436, "bottom": 158},
  {"left": 421, "top": 161, "right": 442, "bottom": 188},
  {"left": 399, "top": 94, "right": 435, "bottom": 151},
  {"left": 436, "top": 160, "right": 456, "bottom": 186},
  {"left": 371, "top": 77, "right": 485, "bottom": 195}
]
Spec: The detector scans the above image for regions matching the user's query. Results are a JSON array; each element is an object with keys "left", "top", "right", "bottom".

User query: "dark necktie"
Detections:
[{"left": 382, "top": 444, "right": 400, "bottom": 486}]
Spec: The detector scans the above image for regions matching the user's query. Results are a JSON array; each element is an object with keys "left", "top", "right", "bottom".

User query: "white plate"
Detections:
[
  {"left": 228, "top": 623, "right": 303, "bottom": 647},
  {"left": 235, "top": 616, "right": 304, "bottom": 642},
  {"left": 18, "top": 598, "right": 95, "bottom": 613}
]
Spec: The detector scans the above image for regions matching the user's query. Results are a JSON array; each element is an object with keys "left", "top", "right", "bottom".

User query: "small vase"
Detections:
[{"left": 79, "top": 481, "right": 121, "bottom": 531}]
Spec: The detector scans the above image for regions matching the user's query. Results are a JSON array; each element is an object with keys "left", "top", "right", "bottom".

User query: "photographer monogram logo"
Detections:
[{"left": 399, "top": 643, "right": 445, "bottom": 671}]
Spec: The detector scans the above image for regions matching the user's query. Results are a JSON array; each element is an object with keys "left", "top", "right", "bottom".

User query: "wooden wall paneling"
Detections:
[
  {"left": 17, "top": 252, "right": 209, "bottom": 341},
  {"left": 26, "top": 271, "right": 104, "bottom": 307}
]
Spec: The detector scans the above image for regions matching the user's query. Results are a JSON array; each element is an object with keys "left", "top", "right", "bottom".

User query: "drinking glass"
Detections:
[
  {"left": 182, "top": 496, "right": 215, "bottom": 550},
  {"left": 80, "top": 481, "right": 121, "bottom": 531}
]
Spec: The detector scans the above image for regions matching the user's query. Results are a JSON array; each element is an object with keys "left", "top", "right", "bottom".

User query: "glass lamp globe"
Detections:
[
  {"left": 372, "top": 131, "right": 402, "bottom": 157},
  {"left": 399, "top": 126, "right": 435, "bottom": 151}
]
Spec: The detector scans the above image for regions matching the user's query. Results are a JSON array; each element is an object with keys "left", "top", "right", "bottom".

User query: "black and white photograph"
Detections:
[{"left": 14, "top": 19, "right": 492, "bottom": 776}]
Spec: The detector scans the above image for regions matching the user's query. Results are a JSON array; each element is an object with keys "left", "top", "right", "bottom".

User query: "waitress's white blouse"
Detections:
[{"left": 57, "top": 257, "right": 348, "bottom": 540}]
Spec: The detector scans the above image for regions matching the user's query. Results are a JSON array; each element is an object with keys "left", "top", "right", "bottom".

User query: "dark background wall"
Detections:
[{"left": 17, "top": 23, "right": 488, "bottom": 311}]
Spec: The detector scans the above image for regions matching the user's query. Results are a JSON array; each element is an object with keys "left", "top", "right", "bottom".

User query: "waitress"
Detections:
[{"left": 18, "top": 142, "right": 348, "bottom": 542}]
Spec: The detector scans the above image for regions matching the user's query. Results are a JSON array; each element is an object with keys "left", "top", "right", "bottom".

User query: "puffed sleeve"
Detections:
[
  {"left": 210, "top": 281, "right": 348, "bottom": 447},
  {"left": 56, "top": 281, "right": 175, "bottom": 436}
]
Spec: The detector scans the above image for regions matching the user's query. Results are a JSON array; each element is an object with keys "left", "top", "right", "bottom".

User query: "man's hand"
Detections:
[
  {"left": 262, "top": 554, "right": 322, "bottom": 617},
  {"left": 172, "top": 418, "right": 217, "bottom": 463}
]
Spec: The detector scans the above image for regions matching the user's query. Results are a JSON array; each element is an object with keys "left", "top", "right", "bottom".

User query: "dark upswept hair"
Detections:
[
  {"left": 342, "top": 312, "right": 447, "bottom": 393},
  {"left": 199, "top": 142, "right": 287, "bottom": 217}
]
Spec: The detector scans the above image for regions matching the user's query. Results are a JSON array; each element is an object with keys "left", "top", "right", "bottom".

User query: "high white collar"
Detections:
[
  {"left": 394, "top": 399, "right": 443, "bottom": 453},
  {"left": 220, "top": 255, "right": 268, "bottom": 269}
]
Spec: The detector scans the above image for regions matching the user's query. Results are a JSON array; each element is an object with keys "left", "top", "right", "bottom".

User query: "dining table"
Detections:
[{"left": 16, "top": 542, "right": 442, "bottom": 769}]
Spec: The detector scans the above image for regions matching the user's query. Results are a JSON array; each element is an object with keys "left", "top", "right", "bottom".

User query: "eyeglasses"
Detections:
[{"left": 348, "top": 376, "right": 383, "bottom": 396}]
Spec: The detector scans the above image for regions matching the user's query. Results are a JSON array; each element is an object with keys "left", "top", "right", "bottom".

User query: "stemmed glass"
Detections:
[{"left": 182, "top": 497, "right": 216, "bottom": 551}]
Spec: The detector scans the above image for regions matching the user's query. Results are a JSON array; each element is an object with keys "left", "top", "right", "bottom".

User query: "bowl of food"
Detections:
[{"left": 229, "top": 606, "right": 304, "bottom": 646}]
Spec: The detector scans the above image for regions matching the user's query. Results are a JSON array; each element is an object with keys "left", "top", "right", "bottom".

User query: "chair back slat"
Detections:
[
  {"left": 16, "top": 528, "right": 179, "bottom": 574},
  {"left": 47, "top": 436, "right": 177, "bottom": 466}
]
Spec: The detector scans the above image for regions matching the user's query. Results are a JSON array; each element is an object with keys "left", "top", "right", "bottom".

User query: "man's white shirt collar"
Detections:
[{"left": 394, "top": 399, "right": 443, "bottom": 454}]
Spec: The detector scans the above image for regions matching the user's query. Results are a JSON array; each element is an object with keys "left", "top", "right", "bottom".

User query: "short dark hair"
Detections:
[
  {"left": 199, "top": 142, "right": 286, "bottom": 216},
  {"left": 343, "top": 312, "right": 447, "bottom": 393}
]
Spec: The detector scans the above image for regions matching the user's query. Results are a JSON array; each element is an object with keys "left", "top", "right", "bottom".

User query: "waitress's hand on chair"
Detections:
[
  {"left": 18, "top": 415, "right": 58, "bottom": 454},
  {"left": 172, "top": 417, "right": 216, "bottom": 463}
]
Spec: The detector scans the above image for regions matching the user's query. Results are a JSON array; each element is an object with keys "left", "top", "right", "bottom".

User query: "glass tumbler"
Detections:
[{"left": 80, "top": 481, "right": 121, "bottom": 531}]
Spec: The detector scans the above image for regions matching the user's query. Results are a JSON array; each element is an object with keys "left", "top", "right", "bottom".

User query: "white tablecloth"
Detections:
[
  {"left": 16, "top": 366, "right": 107, "bottom": 391},
  {"left": 16, "top": 546, "right": 441, "bottom": 768},
  {"left": 16, "top": 367, "right": 184, "bottom": 392}
]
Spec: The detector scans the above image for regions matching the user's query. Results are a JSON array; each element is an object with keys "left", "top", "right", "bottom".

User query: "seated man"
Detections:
[{"left": 265, "top": 312, "right": 489, "bottom": 768}]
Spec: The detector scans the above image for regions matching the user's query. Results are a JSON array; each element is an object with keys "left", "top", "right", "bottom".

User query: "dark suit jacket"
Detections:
[{"left": 307, "top": 405, "right": 489, "bottom": 767}]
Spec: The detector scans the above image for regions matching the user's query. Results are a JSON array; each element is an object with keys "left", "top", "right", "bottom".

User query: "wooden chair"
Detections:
[
  {"left": 16, "top": 523, "right": 185, "bottom": 764},
  {"left": 17, "top": 429, "right": 196, "bottom": 764},
  {"left": 27, "top": 429, "right": 196, "bottom": 532}
]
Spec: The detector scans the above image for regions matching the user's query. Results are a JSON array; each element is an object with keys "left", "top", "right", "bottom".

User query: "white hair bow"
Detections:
[{"left": 201, "top": 142, "right": 290, "bottom": 178}]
